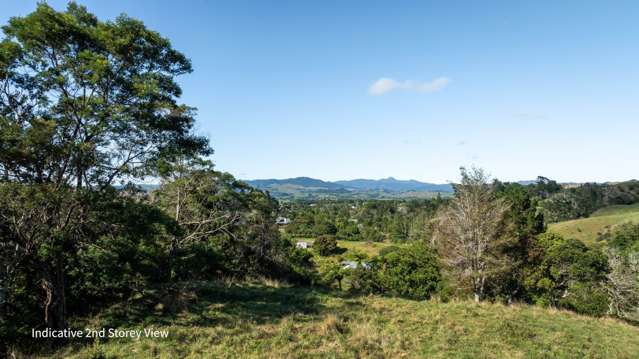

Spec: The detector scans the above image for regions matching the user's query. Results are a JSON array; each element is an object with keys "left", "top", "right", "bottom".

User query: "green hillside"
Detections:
[
  {"left": 44, "top": 281, "right": 639, "bottom": 359},
  {"left": 548, "top": 203, "right": 639, "bottom": 246}
]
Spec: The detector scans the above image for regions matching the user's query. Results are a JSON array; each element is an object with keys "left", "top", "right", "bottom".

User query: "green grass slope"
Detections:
[
  {"left": 549, "top": 203, "right": 639, "bottom": 246},
  {"left": 42, "top": 281, "right": 639, "bottom": 359}
]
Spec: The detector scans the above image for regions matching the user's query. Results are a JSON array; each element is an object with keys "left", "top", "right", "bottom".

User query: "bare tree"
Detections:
[
  {"left": 606, "top": 250, "right": 639, "bottom": 321},
  {"left": 433, "top": 167, "right": 509, "bottom": 302}
]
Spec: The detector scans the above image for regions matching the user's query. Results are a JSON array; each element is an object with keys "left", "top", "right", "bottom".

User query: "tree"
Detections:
[
  {"left": 492, "top": 181, "right": 545, "bottom": 301},
  {"left": 389, "top": 214, "right": 411, "bottom": 242},
  {"left": 606, "top": 250, "right": 639, "bottom": 321},
  {"left": 153, "top": 169, "right": 302, "bottom": 280},
  {"left": 433, "top": 167, "right": 509, "bottom": 302},
  {"left": 523, "top": 233, "right": 609, "bottom": 316},
  {"left": 0, "top": 3, "right": 209, "bottom": 334},
  {"left": 316, "top": 257, "right": 345, "bottom": 290},
  {"left": 602, "top": 223, "right": 639, "bottom": 321},
  {"left": 376, "top": 243, "right": 441, "bottom": 300},
  {"left": 314, "top": 235, "right": 339, "bottom": 256}
]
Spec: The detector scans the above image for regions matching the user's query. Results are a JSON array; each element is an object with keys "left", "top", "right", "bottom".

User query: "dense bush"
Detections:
[
  {"left": 523, "top": 233, "right": 610, "bottom": 316},
  {"left": 314, "top": 235, "right": 339, "bottom": 256},
  {"left": 541, "top": 181, "right": 639, "bottom": 223},
  {"left": 375, "top": 243, "right": 442, "bottom": 300},
  {"left": 281, "top": 199, "right": 444, "bottom": 242},
  {"left": 378, "top": 245, "right": 401, "bottom": 257},
  {"left": 0, "top": 185, "right": 177, "bottom": 346},
  {"left": 602, "top": 222, "right": 639, "bottom": 254}
]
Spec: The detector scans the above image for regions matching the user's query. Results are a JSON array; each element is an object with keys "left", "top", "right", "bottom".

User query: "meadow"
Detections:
[
  {"left": 293, "top": 237, "right": 401, "bottom": 257},
  {"left": 44, "top": 280, "right": 639, "bottom": 359},
  {"left": 549, "top": 203, "right": 639, "bottom": 246}
]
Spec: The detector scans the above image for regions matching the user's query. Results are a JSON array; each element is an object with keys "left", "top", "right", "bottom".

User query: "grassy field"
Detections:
[
  {"left": 294, "top": 238, "right": 399, "bottom": 257},
  {"left": 39, "top": 280, "right": 639, "bottom": 359},
  {"left": 548, "top": 203, "right": 639, "bottom": 246}
]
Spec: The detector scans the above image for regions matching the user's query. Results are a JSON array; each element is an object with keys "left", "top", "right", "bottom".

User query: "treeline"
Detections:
[
  {"left": 540, "top": 180, "right": 639, "bottom": 222},
  {"left": 281, "top": 178, "right": 639, "bottom": 243},
  {"left": 280, "top": 198, "right": 445, "bottom": 242},
  {"left": 310, "top": 169, "right": 639, "bottom": 321}
]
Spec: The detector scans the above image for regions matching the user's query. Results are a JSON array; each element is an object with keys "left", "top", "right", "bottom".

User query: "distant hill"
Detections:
[
  {"left": 335, "top": 177, "right": 453, "bottom": 192},
  {"left": 247, "top": 177, "right": 344, "bottom": 190},
  {"left": 245, "top": 176, "right": 453, "bottom": 199}
]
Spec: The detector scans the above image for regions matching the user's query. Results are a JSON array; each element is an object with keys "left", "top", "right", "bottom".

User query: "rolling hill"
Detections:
[
  {"left": 46, "top": 281, "right": 639, "bottom": 359},
  {"left": 245, "top": 177, "right": 453, "bottom": 199},
  {"left": 334, "top": 177, "right": 453, "bottom": 192},
  {"left": 246, "top": 177, "right": 345, "bottom": 190},
  {"left": 548, "top": 203, "right": 639, "bottom": 246}
]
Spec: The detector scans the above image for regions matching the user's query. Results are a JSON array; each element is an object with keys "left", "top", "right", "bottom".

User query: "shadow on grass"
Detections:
[
  {"left": 78, "top": 281, "right": 337, "bottom": 331},
  {"left": 37, "top": 281, "right": 369, "bottom": 358}
]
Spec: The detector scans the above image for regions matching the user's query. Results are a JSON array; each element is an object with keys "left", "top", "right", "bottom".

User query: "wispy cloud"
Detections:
[{"left": 368, "top": 76, "right": 450, "bottom": 95}]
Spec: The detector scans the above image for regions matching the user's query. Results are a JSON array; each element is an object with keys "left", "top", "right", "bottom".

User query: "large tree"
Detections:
[
  {"left": 0, "top": 3, "right": 209, "bottom": 334},
  {"left": 433, "top": 167, "right": 509, "bottom": 302},
  {"left": 0, "top": 2, "right": 210, "bottom": 188}
]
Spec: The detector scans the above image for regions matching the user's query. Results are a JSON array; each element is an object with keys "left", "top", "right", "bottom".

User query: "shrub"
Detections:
[
  {"left": 316, "top": 257, "right": 345, "bottom": 289},
  {"left": 523, "top": 233, "right": 610, "bottom": 316},
  {"left": 376, "top": 243, "right": 442, "bottom": 300},
  {"left": 348, "top": 266, "right": 380, "bottom": 294},
  {"left": 314, "top": 235, "right": 339, "bottom": 256},
  {"left": 605, "top": 222, "right": 639, "bottom": 254},
  {"left": 378, "top": 245, "right": 400, "bottom": 257}
]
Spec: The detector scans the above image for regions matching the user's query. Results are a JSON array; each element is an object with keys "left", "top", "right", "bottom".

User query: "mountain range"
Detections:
[{"left": 244, "top": 177, "right": 454, "bottom": 200}]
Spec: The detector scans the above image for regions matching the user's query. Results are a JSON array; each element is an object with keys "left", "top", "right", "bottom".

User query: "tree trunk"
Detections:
[
  {"left": 44, "top": 257, "right": 67, "bottom": 345},
  {"left": 474, "top": 293, "right": 480, "bottom": 302},
  {"left": 0, "top": 283, "right": 7, "bottom": 359}
]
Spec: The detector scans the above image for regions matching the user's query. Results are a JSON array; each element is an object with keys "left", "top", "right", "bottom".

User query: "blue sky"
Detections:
[{"left": 2, "top": 1, "right": 638, "bottom": 183}]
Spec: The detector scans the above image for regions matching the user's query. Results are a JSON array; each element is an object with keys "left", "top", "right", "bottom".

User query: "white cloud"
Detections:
[{"left": 368, "top": 76, "right": 450, "bottom": 95}]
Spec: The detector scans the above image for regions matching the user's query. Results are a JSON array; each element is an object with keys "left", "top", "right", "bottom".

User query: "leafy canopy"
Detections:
[{"left": 0, "top": 2, "right": 210, "bottom": 188}]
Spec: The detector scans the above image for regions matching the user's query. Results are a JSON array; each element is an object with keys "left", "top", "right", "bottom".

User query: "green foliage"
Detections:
[
  {"left": 0, "top": 184, "right": 177, "bottom": 347},
  {"left": 0, "top": 3, "right": 210, "bottom": 187},
  {"left": 282, "top": 199, "right": 442, "bottom": 242},
  {"left": 154, "top": 169, "right": 310, "bottom": 282},
  {"left": 490, "top": 181, "right": 546, "bottom": 301},
  {"left": 604, "top": 222, "right": 639, "bottom": 253},
  {"left": 377, "top": 245, "right": 400, "bottom": 257},
  {"left": 542, "top": 181, "right": 639, "bottom": 223},
  {"left": 314, "top": 235, "right": 339, "bottom": 256},
  {"left": 316, "top": 257, "right": 345, "bottom": 289},
  {"left": 375, "top": 243, "right": 442, "bottom": 300},
  {"left": 523, "top": 233, "right": 609, "bottom": 316}
]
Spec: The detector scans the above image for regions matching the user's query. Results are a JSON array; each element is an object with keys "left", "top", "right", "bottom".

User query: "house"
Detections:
[
  {"left": 296, "top": 241, "right": 311, "bottom": 249},
  {"left": 275, "top": 216, "right": 290, "bottom": 225},
  {"left": 341, "top": 261, "right": 370, "bottom": 270}
]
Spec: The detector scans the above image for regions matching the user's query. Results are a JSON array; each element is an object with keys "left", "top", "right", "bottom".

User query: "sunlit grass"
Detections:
[
  {"left": 38, "top": 281, "right": 639, "bottom": 359},
  {"left": 293, "top": 237, "right": 400, "bottom": 257},
  {"left": 549, "top": 203, "right": 639, "bottom": 246}
]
